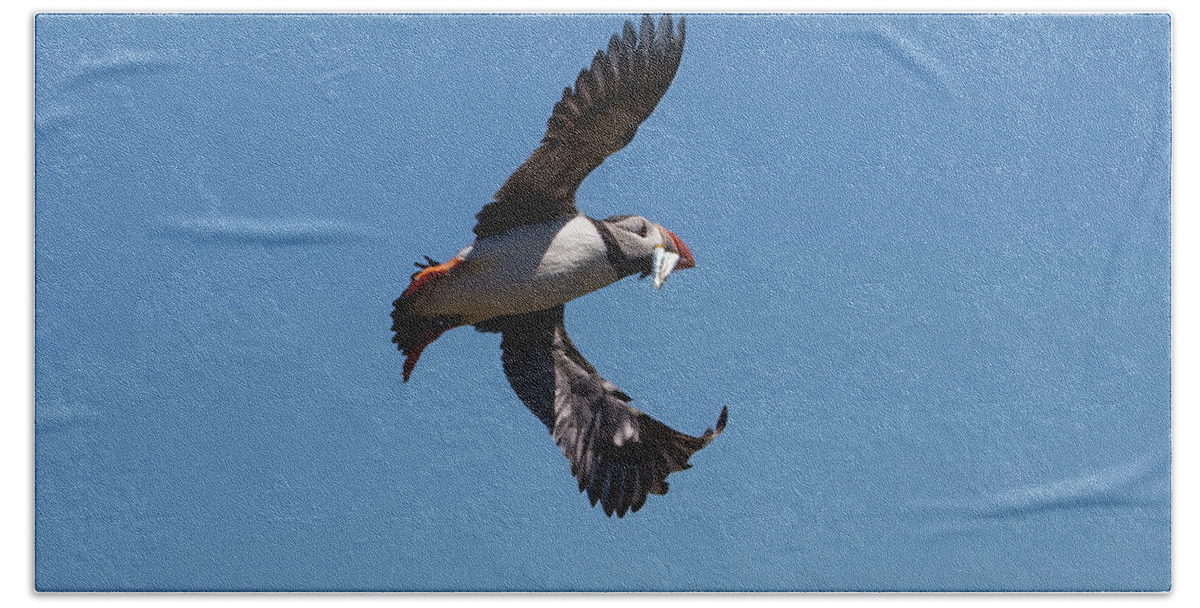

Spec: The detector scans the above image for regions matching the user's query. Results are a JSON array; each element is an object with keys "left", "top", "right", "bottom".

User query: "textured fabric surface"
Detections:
[{"left": 34, "top": 13, "right": 1170, "bottom": 591}]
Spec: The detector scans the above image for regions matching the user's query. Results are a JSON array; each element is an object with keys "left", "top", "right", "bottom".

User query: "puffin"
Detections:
[{"left": 391, "top": 14, "right": 727, "bottom": 518}]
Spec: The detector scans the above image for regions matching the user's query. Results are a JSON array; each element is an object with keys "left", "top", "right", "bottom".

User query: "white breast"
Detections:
[{"left": 411, "top": 216, "right": 621, "bottom": 323}]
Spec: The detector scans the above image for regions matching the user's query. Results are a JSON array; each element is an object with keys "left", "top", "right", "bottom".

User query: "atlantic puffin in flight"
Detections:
[{"left": 391, "top": 14, "right": 727, "bottom": 518}]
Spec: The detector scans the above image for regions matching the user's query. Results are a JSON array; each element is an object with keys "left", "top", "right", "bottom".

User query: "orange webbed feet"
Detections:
[{"left": 403, "top": 256, "right": 463, "bottom": 298}]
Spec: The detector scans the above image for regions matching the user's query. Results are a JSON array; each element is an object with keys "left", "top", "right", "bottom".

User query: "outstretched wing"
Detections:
[
  {"left": 481, "top": 305, "right": 727, "bottom": 517},
  {"left": 473, "top": 14, "right": 687, "bottom": 239}
]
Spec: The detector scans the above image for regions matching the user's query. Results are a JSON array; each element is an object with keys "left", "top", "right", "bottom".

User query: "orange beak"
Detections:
[{"left": 662, "top": 228, "right": 695, "bottom": 270}]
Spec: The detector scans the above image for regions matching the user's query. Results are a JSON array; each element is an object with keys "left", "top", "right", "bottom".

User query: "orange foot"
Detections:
[
  {"left": 403, "top": 256, "right": 463, "bottom": 298},
  {"left": 402, "top": 330, "right": 442, "bottom": 382}
]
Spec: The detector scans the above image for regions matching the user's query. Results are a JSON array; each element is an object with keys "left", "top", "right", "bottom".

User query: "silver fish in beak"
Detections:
[{"left": 651, "top": 245, "right": 681, "bottom": 289}]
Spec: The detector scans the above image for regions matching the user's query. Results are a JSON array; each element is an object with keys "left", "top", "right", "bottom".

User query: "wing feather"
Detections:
[
  {"left": 474, "top": 15, "right": 687, "bottom": 239},
  {"left": 486, "top": 305, "right": 726, "bottom": 517}
]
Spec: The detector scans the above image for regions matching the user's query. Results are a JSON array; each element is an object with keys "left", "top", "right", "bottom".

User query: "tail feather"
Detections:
[{"left": 392, "top": 257, "right": 462, "bottom": 381}]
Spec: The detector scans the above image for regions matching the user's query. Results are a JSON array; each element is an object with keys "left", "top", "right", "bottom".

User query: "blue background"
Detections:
[{"left": 34, "top": 14, "right": 1170, "bottom": 591}]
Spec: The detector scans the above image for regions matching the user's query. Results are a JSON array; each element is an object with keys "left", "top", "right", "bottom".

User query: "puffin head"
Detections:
[{"left": 603, "top": 215, "right": 695, "bottom": 288}]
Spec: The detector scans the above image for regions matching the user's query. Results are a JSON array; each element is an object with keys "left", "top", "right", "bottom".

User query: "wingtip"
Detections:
[
  {"left": 638, "top": 14, "right": 654, "bottom": 49},
  {"left": 623, "top": 20, "right": 636, "bottom": 44},
  {"left": 698, "top": 406, "right": 729, "bottom": 444}
]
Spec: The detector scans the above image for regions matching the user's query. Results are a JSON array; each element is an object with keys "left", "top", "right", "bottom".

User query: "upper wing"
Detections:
[
  {"left": 473, "top": 15, "right": 687, "bottom": 239},
  {"left": 482, "top": 305, "right": 727, "bottom": 517}
]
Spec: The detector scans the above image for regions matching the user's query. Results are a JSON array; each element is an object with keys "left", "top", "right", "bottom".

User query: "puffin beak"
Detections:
[
  {"left": 662, "top": 228, "right": 694, "bottom": 270},
  {"left": 652, "top": 228, "right": 695, "bottom": 289}
]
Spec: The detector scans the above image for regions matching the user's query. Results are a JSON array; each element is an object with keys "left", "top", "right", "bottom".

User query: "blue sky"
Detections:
[{"left": 34, "top": 12, "right": 1169, "bottom": 591}]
